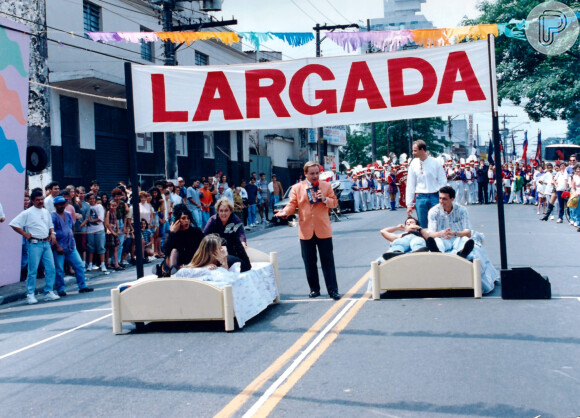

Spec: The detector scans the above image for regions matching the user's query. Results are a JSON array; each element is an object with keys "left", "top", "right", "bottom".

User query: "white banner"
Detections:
[{"left": 132, "top": 40, "right": 497, "bottom": 133}]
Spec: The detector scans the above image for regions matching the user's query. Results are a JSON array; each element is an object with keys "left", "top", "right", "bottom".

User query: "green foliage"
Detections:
[
  {"left": 467, "top": 0, "right": 580, "bottom": 121},
  {"left": 568, "top": 116, "right": 580, "bottom": 144},
  {"left": 341, "top": 118, "right": 449, "bottom": 166}
]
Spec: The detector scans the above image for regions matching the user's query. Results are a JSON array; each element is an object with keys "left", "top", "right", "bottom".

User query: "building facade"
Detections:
[{"left": 370, "top": 0, "right": 434, "bottom": 30}]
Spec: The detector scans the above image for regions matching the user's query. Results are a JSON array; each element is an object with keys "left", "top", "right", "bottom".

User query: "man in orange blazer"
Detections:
[{"left": 275, "top": 161, "right": 341, "bottom": 300}]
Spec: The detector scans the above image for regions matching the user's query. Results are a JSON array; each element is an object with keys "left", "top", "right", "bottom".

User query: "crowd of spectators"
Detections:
[{"left": 5, "top": 170, "right": 288, "bottom": 303}]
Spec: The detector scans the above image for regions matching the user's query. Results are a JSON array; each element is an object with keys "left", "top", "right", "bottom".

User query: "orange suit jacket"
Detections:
[{"left": 282, "top": 180, "right": 338, "bottom": 240}]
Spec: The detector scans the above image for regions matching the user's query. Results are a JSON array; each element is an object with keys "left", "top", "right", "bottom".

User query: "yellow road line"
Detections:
[
  {"left": 214, "top": 272, "right": 370, "bottom": 418},
  {"left": 250, "top": 292, "right": 371, "bottom": 417}
]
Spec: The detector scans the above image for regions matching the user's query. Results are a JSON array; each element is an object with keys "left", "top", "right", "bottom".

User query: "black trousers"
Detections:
[
  {"left": 477, "top": 182, "right": 488, "bottom": 204},
  {"left": 300, "top": 234, "right": 338, "bottom": 293}
]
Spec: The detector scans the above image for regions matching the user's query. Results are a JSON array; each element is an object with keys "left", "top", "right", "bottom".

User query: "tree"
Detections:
[
  {"left": 467, "top": 0, "right": 580, "bottom": 122},
  {"left": 341, "top": 118, "right": 448, "bottom": 166}
]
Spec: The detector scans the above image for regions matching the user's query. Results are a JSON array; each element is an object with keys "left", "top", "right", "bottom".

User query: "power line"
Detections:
[
  {"left": 0, "top": 10, "right": 164, "bottom": 63},
  {"left": 290, "top": 0, "right": 317, "bottom": 24},
  {"left": 324, "top": 0, "right": 353, "bottom": 24},
  {"left": 305, "top": 0, "right": 337, "bottom": 25}
]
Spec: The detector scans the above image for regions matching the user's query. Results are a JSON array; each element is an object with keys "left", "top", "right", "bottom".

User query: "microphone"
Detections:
[{"left": 308, "top": 181, "right": 320, "bottom": 204}]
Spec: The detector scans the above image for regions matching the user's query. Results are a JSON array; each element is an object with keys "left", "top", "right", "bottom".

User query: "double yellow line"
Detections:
[{"left": 215, "top": 271, "right": 371, "bottom": 418}]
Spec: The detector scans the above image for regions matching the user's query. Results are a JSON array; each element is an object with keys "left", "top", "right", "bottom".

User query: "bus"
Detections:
[{"left": 543, "top": 144, "right": 580, "bottom": 163}]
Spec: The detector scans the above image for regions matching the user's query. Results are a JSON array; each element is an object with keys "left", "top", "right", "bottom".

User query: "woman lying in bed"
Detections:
[{"left": 174, "top": 234, "right": 249, "bottom": 282}]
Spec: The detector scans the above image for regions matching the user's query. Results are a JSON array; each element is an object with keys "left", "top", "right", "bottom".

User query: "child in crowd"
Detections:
[
  {"left": 523, "top": 184, "right": 534, "bottom": 205},
  {"left": 141, "top": 219, "right": 155, "bottom": 261},
  {"left": 105, "top": 200, "right": 123, "bottom": 270}
]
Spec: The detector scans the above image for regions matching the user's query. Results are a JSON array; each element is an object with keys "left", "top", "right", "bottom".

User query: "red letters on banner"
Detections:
[
  {"left": 388, "top": 57, "right": 437, "bottom": 107},
  {"left": 246, "top": 69, "right": 290, "bottom": 119},
  {"left": 192, "top": 71, "right": 243, "bottom": 121},
  {"left": 340, "top": 61, "right": 387, "bottom": 113},
  {"left": 149, "top": 49, "right": 486, "bottom": 123},
  {"left": 151, "top": 74, "right": 188, "bottom": 123},
  {"left": 437, "top": 51, "right": 486, "bottom": 104},
  {"left": 289, "top": 64, "right": 337, "bottom": 115}
]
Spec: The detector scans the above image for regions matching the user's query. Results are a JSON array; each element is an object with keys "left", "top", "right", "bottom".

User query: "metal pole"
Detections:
[
  {"left": 124, "top": 62, "right": 144, "bottom": 278},
  {"left": 488, "top": 34, "right": 508, "bottom": 270},
  {"left": 315, "top": 24, "right": 324, "bottom": 166},
  {"left": 163, "top": 0, "right": 177, "bottom": 179}
]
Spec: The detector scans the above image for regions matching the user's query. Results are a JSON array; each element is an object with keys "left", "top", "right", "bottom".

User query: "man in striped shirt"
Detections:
[{"left": 425, "top": 185, "right": 475, "bottom": 258}]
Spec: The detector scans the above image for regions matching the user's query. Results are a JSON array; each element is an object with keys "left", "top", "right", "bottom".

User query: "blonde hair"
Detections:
[
  {"left": 303, "top": 161, "right": 320, "bottom": 174},
  {"left": 188, "top": 234, "right": 223, "bottom": 268},
  {"left": 215, "top": 197, "right": 234, "bottom": 213}
]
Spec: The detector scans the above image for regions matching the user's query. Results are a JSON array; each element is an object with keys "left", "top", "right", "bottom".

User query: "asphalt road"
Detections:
[{"left": 0, "top": 203, "right": 579, "bottom": 418}]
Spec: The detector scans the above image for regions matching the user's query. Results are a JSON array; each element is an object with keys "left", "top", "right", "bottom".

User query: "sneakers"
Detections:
[
  {"left": 100, "top": 264, "right": 110, "bottom": 275},
  {"left": 57, "top": 290, "right": 67, "bottom": 297},
  {"left": 86, "top": 263, "right": 94, "bottom": 271},
  {"left": 550, "top": 215, "right": 555, "bottom": 220},
  {"left": 556, "top": 218, "right": 563, "bottom": 224},
  {"left": 26, "top": 294, "right": 38, "bottom": 305},
  {"left": 43, "top": 291, "right": 60, "bottom": 301}
]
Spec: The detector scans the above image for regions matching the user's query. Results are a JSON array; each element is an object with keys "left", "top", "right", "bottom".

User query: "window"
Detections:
[
  {"left": 140, "top": 26, "right": 154, "bottom": 62},
  {"left": 83, "top": 1, "right": 101, "bottom": 36},
  {"left": 60, "top": 96, "right": 81, "bottom": 178},
  {"left": 203, "top": 132, "right": 214, "bottom": 158},
  {"left": 176, "top": 132, "right": 188, "bottom": 157},
  {"left": 137, "top": 132, "right": 154, "bottom": 153},
  {"left": 195, "top": 51, "right": 209, "bottom": 66}
]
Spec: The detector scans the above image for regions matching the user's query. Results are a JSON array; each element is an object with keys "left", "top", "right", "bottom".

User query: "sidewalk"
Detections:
[{"left": 0, "top": 219, "right": 276, "bottom": 306}]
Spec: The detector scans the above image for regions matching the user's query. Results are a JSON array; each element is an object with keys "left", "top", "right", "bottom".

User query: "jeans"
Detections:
[
  {"left": 201, "top": 211, "right": 210, "bottom": 229},
  {"left": 415, "top": 192, "right": 439, "bottom": 228},
  {"left": 87, "top": 231, "right": 106, "bottom": 255},
  {"left": 248, "top": 204, "right": 256, "bottom": 224},
  {"left": 270, "top": 195, "right": 280, "bottom": 211},
  {"left": 53, "top": 247, "right": 89, "bottom": 292},
  {"left": 192, "top": 208, "right": 202, "bottom": 229},
  {"left": 433, "top": 236, "right": 469, "bottom": 254},
  {"left": 27, "top": 240, "right": 56, "bottom": 295},
  {"left": 556, "top": 191, "right": 566, "bottom": 219},
  {"left": 389, "top": 234, "right": 426, "bottom": 253}
]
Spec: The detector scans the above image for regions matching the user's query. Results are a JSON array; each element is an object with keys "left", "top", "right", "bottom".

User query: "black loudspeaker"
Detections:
[
  {"left": 26, "top": 146, "right": 48, "bottom": 173},
  {"left": 501, "top": 267, "right": 551, "bottom": 299}
]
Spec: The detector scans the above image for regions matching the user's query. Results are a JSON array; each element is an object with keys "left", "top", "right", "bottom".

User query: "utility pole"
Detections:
[
  {"left": 159, "top": 1, "right": 237, "bottom": 180},
  {"left": 367, "top": 19, "right": 376, "bottom": 162},
  {"left": 313, "top": 22, "right": 359, "bottom": 166},
  {"left": 162, "top": 0, "right": 177, "bottom": 181}
]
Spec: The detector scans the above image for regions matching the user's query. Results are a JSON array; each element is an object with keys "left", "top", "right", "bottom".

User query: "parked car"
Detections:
[
  {"left": 272, "top": 187, "right": 297, "bottom": 226},
  {"left": 335, "top": 179, "right": 354, "bottom": 213},
  {"left": 272, "top": 179, "right": 354, "bottom": 226}
]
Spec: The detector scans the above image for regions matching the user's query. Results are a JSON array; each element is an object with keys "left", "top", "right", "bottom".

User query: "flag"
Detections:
[
  {"left": 488, "top": 139, "right": 494, "bottom": 165},
  {"left": 534, "top": 130, "right": 542, "bottom": 164},
  {"left": 522, "top": 130, "right": 528, "bottom": 163},
  {"left": 511, "top": 132, "right": 516, "bottom": 159}
]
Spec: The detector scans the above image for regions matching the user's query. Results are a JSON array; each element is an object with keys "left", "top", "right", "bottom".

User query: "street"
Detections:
[{"left": 1, "top": 203, "right": 579, "bottom": 418}]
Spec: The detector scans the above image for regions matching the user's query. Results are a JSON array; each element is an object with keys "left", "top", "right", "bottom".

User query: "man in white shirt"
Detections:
[
  {"left": 10, "top": 188, "right": 61, "bottom": 304},
  {"left": 405, "top": 140, "right": 447, "bottom": 227},
  {"left": 43, "top": 181, "right": 60, "bottom": 213}
]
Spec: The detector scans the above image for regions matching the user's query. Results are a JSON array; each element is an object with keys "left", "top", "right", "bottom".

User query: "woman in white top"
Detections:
[
  {"left": 138, "top": 191, "right": 154, "bottom": 227},
  {"left": 539, "top": 163, "right": 555, "bottom": 221},
  {"left": 549, "top": 162, "right": 569, "bottom": 223}
]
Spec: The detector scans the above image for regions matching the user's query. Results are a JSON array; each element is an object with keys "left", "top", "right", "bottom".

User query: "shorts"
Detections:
[
  {"left": 87, "top": 231, "right": 106, "bottom": 255},
  {"left": 106, "top": 233, "right": 120, "bottom": 249}
]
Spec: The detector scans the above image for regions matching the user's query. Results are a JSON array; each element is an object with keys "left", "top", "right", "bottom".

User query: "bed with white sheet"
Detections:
[{"left": 111, "top": 248, "right": 279, "bottom": 333}]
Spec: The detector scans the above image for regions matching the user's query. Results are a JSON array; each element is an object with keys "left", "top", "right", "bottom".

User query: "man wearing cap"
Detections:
[
  {"left": 406, "top": 140, "right": 447, "bottom": 228},
  {"left": 275, "top": 161, "right": 341, "bottom": 300},
  {"left": 177, "top": 177, "right": 187, "bottom": 201},
  {"left": 51, "top": 196, "right": 94, "bottom": 297},
  {"left": 10, "top": 188, "right": 60, "bottom": 304},
  {"left": 269, "top": 174, "right": 284, "bottom": 214}
]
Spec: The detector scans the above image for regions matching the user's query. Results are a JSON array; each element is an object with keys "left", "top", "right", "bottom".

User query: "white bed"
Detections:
[
  {"left": 111, "top": 249, "right": 279, "bottom": 333},
  {"left": 371, "top": 253, "right": 482, "bottom": 299}
]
